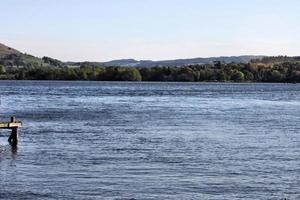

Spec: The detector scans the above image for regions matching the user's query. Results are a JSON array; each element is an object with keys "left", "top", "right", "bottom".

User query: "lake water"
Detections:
[{"left": 0, "top": 81, "right": 299, "bottom": 200}]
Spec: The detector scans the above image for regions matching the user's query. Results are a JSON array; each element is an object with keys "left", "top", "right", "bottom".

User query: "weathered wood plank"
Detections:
[{"left": 0, "top": 121, "right": 22, "bottom": 129}]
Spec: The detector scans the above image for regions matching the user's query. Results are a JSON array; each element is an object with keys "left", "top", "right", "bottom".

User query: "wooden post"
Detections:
[
  {"left": 0, "top": 116, "right": 21, "bottom": 146},
  {"left": 8, "top": 116, "right": 19, "bottom": 147}
]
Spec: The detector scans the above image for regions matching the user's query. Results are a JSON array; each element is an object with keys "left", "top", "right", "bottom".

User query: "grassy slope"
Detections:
[
  {"left": 0, "top": 43, "right": 20, "bottom": 57},
  {"left": 0, "top": 43, "right": 55, "bottom": 68}
]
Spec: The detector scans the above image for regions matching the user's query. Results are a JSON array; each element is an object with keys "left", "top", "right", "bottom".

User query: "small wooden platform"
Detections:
[
  {"left": 0, "top": 121, "right": 22, "bottom": 129},
  {"left": 0, "top": 117, "right": 22, "bottom": 146}
]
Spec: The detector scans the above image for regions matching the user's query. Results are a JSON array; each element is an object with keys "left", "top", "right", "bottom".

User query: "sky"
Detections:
[{"left": 1, "top": 0, "right": 300, "bottom": 62}]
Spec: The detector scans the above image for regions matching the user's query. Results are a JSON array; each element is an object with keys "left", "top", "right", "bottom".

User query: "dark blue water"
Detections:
[{"left": 0, "top": 81, "right": 299, "bottom": 200}]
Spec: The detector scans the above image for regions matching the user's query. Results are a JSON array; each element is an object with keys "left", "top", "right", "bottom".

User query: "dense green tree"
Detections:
[
  {"left": 119, "top": 68, "right": 142, "bottom": 81},
  {"left": 0, "top": 65, "right": 6, "bottom": 74},
  {"left": 231, "top": 70, "right": 245, "bottom": 82},
  {"left": 244, "top": 71, "right": 254, "bottom": 81}
]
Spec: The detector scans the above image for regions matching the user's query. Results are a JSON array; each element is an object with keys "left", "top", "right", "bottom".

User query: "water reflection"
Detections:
[
  {"left": 10, "top": 145, "right": 18, "bottom": 155},
  {"left": 0, "top": 144, "right": 18, "bottom": 157}
]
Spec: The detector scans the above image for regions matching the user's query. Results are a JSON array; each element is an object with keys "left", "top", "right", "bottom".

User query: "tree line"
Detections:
[{"left": 0, "top": 60, "right": 300, "bottom": 83}]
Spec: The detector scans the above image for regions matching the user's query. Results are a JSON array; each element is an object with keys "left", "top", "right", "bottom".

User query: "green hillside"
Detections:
[{"left": 0, "top": 43, "right": 65, "bottom": 68}]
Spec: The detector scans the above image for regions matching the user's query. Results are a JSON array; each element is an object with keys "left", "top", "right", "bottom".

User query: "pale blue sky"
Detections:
[{"left": 1, "top": 0, "right": 300, "bottom": 61}]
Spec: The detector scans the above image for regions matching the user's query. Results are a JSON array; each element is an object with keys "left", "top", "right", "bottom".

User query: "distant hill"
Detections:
[
  {"left": 0, "top": 42, "right": 288, "bottom": 69},
  {"left": 101, "top": 56, "right": 265, "bottom": 67},
  {"left": 0, "top": 43, "right": 65, "bottom": 68}
]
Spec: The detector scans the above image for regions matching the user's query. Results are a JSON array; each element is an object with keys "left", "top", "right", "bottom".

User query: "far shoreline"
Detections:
[{"left": 0, "top": 79, "right": 298, "bottom": 84}]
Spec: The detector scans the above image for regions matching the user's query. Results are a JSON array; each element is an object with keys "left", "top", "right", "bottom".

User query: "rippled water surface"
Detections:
[{"left": 0, "top": 81, "right": 299, "bottom": 200}]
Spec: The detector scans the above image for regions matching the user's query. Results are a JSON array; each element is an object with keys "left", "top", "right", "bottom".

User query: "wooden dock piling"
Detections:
[{"left": 0, "top": 116, "right": 22, "bottom": 147}]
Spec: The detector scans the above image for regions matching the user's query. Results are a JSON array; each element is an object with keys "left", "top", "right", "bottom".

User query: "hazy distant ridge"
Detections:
[
  {"left": 0, "top": 42, "right": 264, "bottom": 68},
  {"left": 102, "top": 56, "right": 265, "bottom": 67}
]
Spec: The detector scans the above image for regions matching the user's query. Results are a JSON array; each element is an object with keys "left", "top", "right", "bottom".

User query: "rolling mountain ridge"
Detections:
[
  {"left": 102, "top": 56, "right": 264, "bottom": 67},
  {"left": 0, "top": 42, "right": 265, "bottom": 68}
]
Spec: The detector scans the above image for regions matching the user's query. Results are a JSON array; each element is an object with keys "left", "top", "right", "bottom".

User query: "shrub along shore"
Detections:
[{"left": 0, "top": 58, "right": 300, "bottom": 83}]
